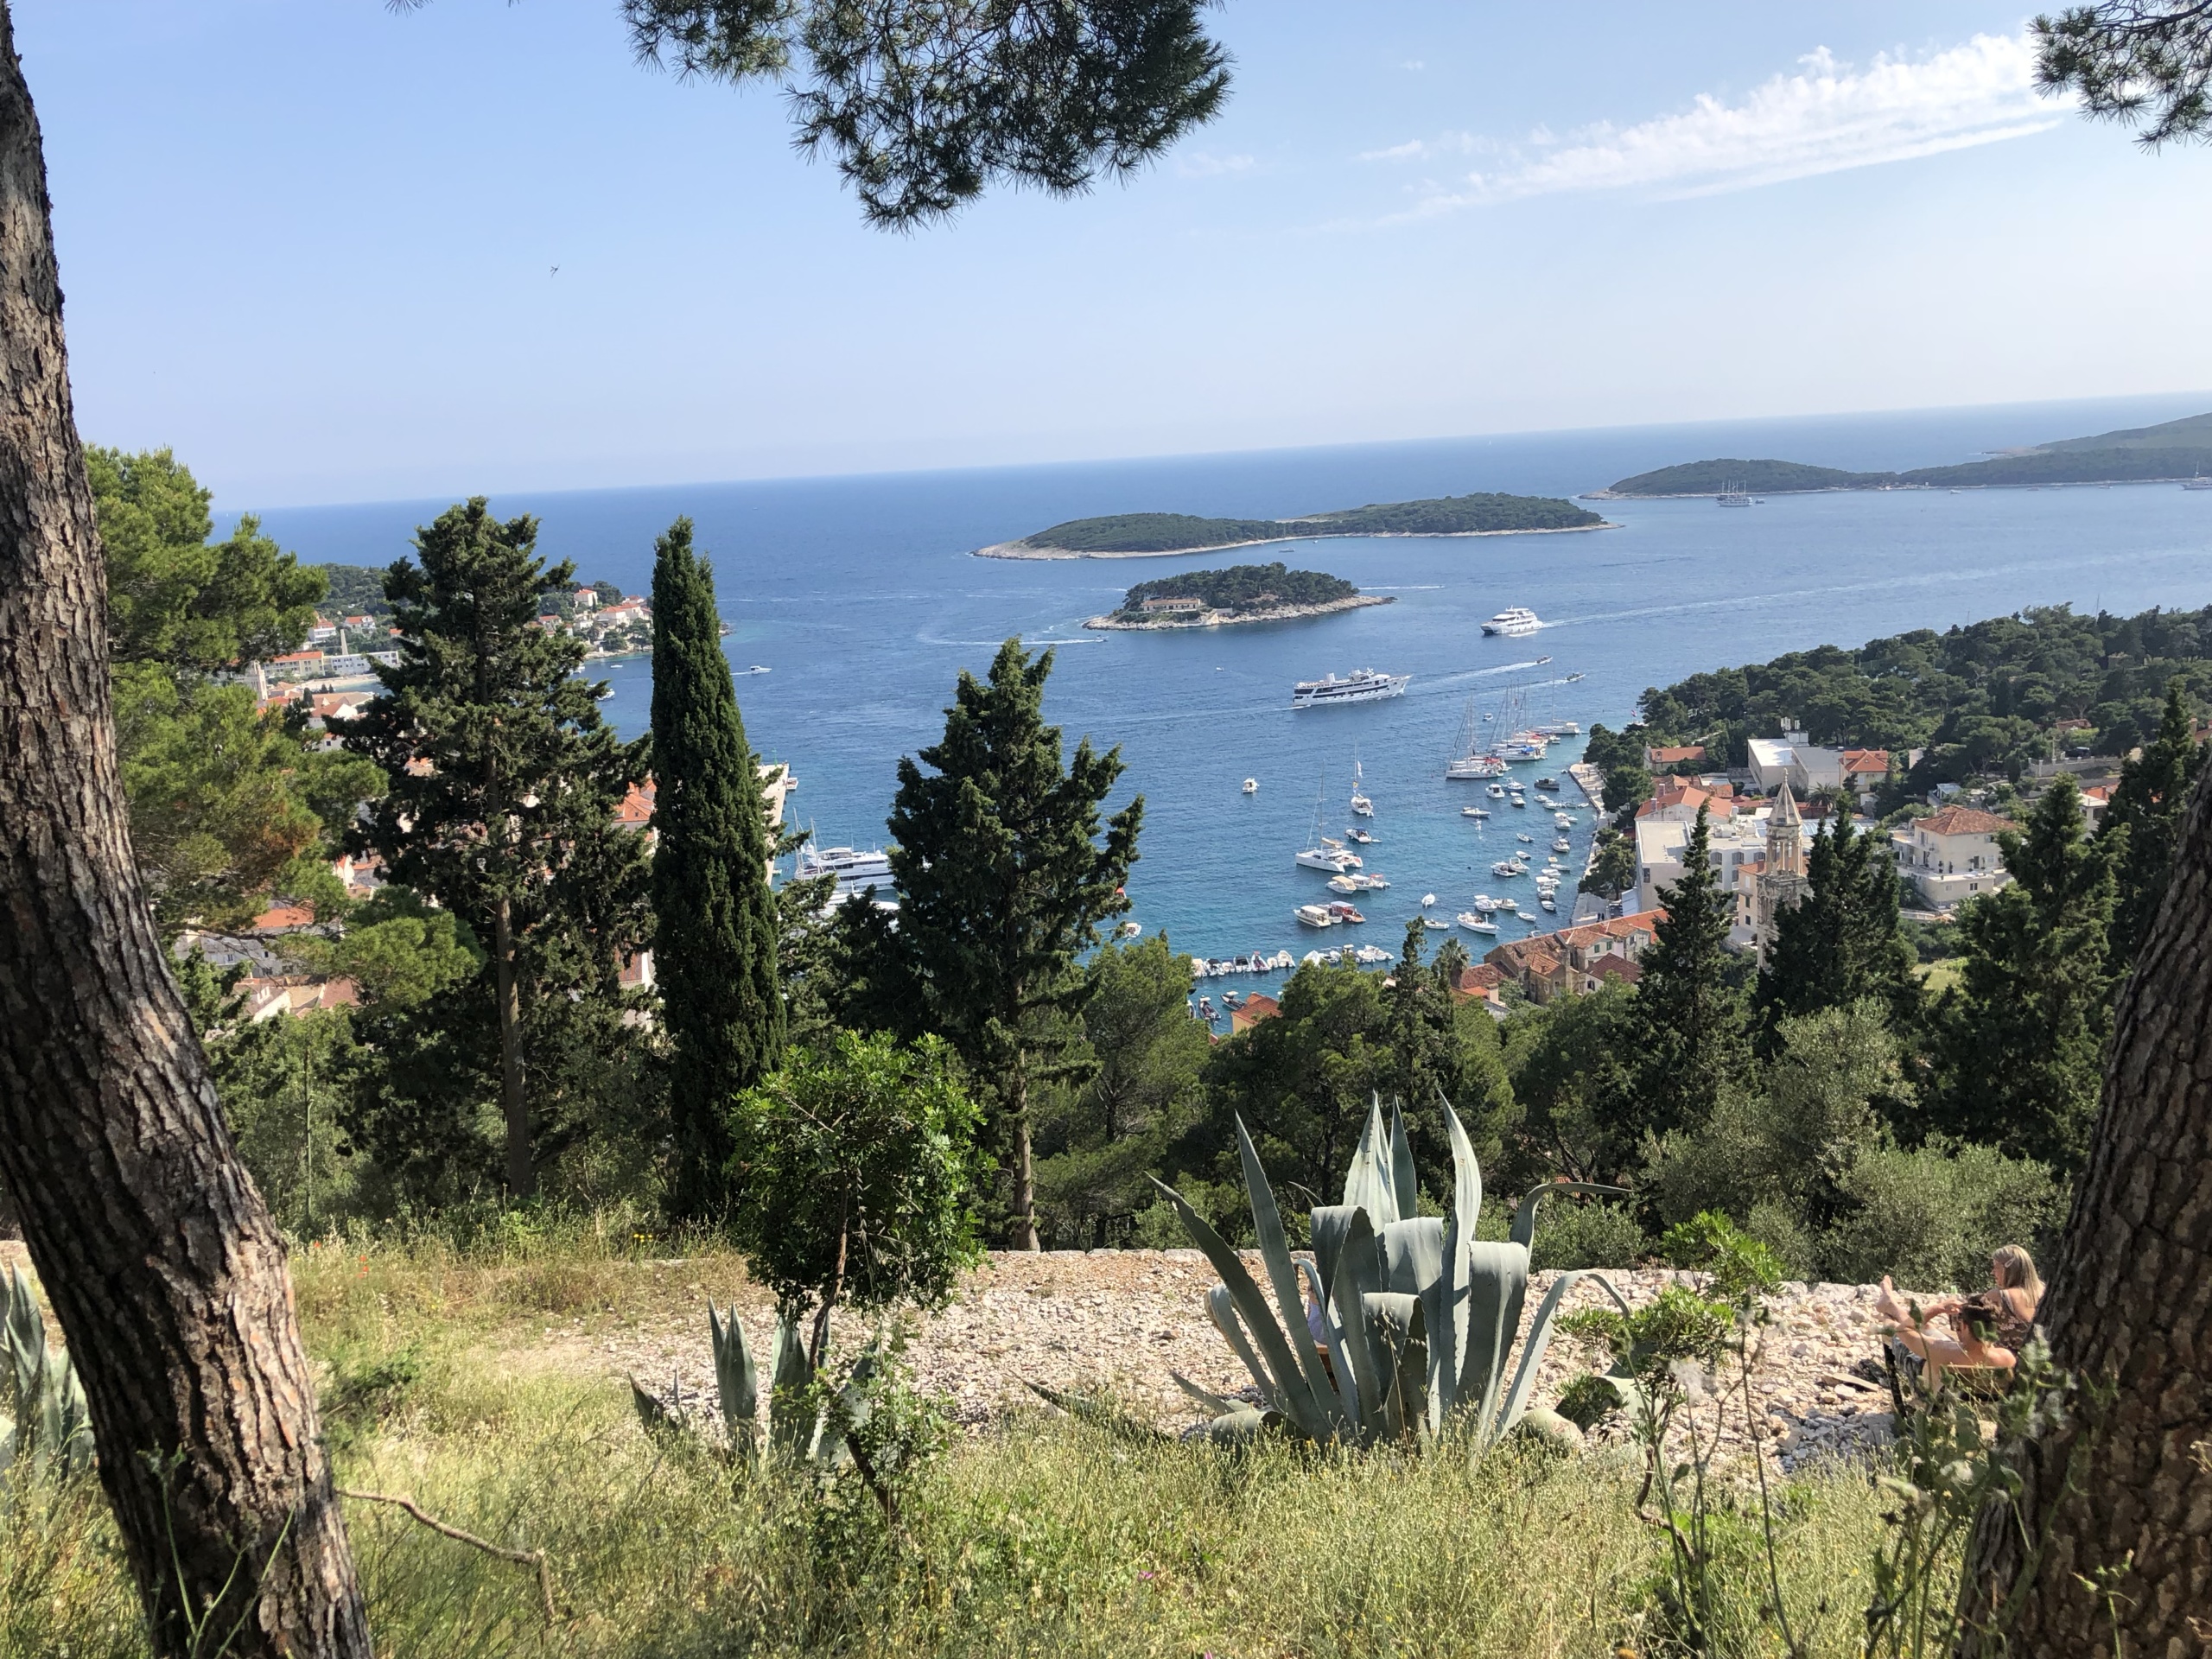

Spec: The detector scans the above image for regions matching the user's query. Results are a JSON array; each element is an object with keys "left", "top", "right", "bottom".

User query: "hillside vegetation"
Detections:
[
  {"left": 1116, "top": 561, "right": 1357, "bottom": 614},
  {"left": 1606, "top": 600, "right": 2212, "bottom": 792},
  {"left": 1016, "top": 491, "right": 1602, "bottom": 552},
  {"left": 1604, "top": 409, "right": 2212, "bottom": 494}
]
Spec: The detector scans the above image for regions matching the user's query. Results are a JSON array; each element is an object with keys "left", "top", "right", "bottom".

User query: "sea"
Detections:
[{"left": 230, "top": 393, "right": 2212, "bottom": 1011}]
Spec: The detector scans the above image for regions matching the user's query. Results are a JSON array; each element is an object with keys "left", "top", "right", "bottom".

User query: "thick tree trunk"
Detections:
[
  {"left": 493, "top": 893, "right": 532, "bottom": 1196},
  {"left": 0, "top": 13, "right": 372, "bottom": 1656},
  {"left": 1956, "top": 763, "right": 2212, "bottom": 1656}
]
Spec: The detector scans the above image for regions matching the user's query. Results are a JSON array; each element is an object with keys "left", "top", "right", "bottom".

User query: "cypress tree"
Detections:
[
  {"left": 1630, "top": 802, "right": 1746, "bottom": 1139},
  {"left": 2101, "top": 677, "right": 2207, "bottom": 967},
  {"left": 886, "top": 639, "right": 1141, "bottom": 1249},
  {"left": 650, "top": 518, "right": 784, "bottom": 1220},
  {"left": 1755, "top": 810, "right": 1920, "bottom": 1045},
  {"left": 1932, "top": 776, "right": 2119, "bottom": 1171}
]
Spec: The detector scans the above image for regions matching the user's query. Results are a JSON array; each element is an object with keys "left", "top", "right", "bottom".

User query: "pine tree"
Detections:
[
  {"left": 1630, "top": 802, "right": 1746, "bottom": 1139},
  {"left": 2102, "top": 677, "right": 2207, "bottom": 967},
  {"left": 1932, "top": 775, "right": 2118, "bottom": 1172},
  {"left": 340, "top": 499, "right": 650, "bottom": 1198},
  {"left": 648, "top": 519, "right": 783, "bottom": 1219},
  {"left": 886, "top": 639, "right": 1141, "bottom": 1249},
  {"left": 1755, "top": 810, "right": 1920, "bottom": 1045}
]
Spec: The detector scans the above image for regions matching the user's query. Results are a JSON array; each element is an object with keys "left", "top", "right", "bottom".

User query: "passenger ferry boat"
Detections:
[
  {"left": 1292, "top": 668, "right": 1409, "bottom": 709},
  {"left": 1480, "top": 607, "right": 1543, "bottom": 637},
  {"left": 795, "top": 843, "right": 896, "bottom": 906}
]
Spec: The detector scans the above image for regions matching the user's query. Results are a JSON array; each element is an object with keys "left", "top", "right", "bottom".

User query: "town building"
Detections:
[
  {"left": 1634, "top": 804, "right": 1799, "bottom": 947},
  {"left": 1139, "top": 596, "right": 1206, "bottom": 614},
  {"left": 1644, "top": 743, "right": 1707, "bottom": 771},
  {"left": 1747, "top": 726, "right": 1844, "bottom": 795},
  {"left": 1840, "top": 749, "right": 1891, "bottom": 808},
  {"left": 1229, "top": 993, "right": 1280, "bottom": 1034},
  {"left": 1750, "top": 784, "right": 1808, "bottom": 959},
  {"left": 1893, "top": 804, "right": 2014, "bottom": 908},
  {"left": 1636, "top": 779, "right": 1738, "bottom": 825},
  {"left": 1483, "top": 912, "right": 1663, "bottom": 1004}
]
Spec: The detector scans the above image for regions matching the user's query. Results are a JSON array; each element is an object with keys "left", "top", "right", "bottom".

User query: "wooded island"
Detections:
[
  {"left": 1083, "top": 561, "right": 1388, "bottom": 629},
  {"left": 982, "top": 489, "right": 1607, "bottom": 557}
]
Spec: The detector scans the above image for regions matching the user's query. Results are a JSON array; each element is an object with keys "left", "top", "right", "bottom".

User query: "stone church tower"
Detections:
[{"left": 1753, "top": 783, "right": 1808, "bottom": 960}]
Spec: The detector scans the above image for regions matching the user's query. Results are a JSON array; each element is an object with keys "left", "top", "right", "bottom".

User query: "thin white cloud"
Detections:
[
  {"left": 1176, "top": 150, "right": 1256, "bottom": 179},
  {"left": 1376, "top": 33, "right": 2063, "bottom": 214}
]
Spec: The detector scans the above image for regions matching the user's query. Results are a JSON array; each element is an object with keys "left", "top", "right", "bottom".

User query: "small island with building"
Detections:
[
  {"left": 1083, "top": 562, "right": 1390, "bottom": 630},
  {"left": 984, "top": 490, "right": 1609, "bottom": 558}
]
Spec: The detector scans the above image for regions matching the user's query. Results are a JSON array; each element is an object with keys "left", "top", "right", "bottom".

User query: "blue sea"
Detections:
[{"left": 232, "top": 393, "right": 2212, "bottom": 997}]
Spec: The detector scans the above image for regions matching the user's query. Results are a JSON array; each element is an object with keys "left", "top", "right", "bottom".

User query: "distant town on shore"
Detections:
[
  {"left": 1592, "top": 410, "right": 2212, "bottom": 498},
  {"left": 978, "top": 490, "right": 1609, "bottom": 558}
]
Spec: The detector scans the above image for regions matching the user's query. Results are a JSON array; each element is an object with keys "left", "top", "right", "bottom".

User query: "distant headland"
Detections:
[
  {"left": 979, "top": 491, "right": 1610, "bottom": 558},
  {"left": 1082, "top": 562, "right": 1389, "bottom": 631},
  {"left": 1589, "top": 410, "right": 2212, "bottom": 499}
]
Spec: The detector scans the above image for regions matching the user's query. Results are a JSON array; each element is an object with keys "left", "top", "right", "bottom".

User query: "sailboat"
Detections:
[
  {"left": 1446, "top": 696, "right": 1507, "bottom": 779},
  {"left": 1295, "top": 772, "right": 1361, "bottom": 873},
  {"left": 1349, "top": 747, "right": 1374, "bottom": 817}
]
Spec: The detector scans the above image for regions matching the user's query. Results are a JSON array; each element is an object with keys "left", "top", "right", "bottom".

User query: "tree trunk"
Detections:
[
  {"left": 0, "top": 10, "right": 371, "bottom": 1656},
  {"left": 1008, "top": 1065, "right": 1039, "bottom": 1251},
  {"left": 493, "top": 893, "right": 532, "bottom": 1197},
  {"left": 1956, "top": 762, "right": 2212, "bottom": 1656}
]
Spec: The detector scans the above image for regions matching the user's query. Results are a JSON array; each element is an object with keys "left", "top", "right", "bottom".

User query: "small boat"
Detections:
[
  {"left": 1553, "top": 837, "right": 1572, "bottom": 853},
  {"left": 1510, "top": 794, "right": 1528, "bottom": 808},
  {"left": 1458, "top": 912, "right": 1499, "bottom": 935},
  {"left": 1495, "top": 896, "right": 1519, "bottom": 912},
  {"left": 1535, "top": 777, "right": 1560, "bottom": 791},
  {"left": 1554, "top": 812, "right": 1573, "bottom": 828},
  {"left": 1242, "top": 778, "right": 1258, "bottom": 794},
  {"left": 1117, "top": 920, "right": 1141, "bottom": 938},
  {"left": 1565, "top": 672, "right": 1586, "bottom": 682},
  {"left": 2184, "top": 475, "right": 2212, "bottom": 491},
  {"left": 1541, "top": 896, "right": 1557, "bottom": 912},
  {"left": 1295, "top": 904, "right": 1336, "bottom": 928},
  {"left": 1487, "top": 783, "right": 1507, "bottom": 799},
  {"left": 1516, "top": 832, "right": 1534, "bottom": 843},
  {"left": 1327, "top": 874, "right": 1361, "bottom": 894},
  {"left": 1424, "top": 915, "right": 1451, "bottom": 930},
  {"left": 1349, "top": 751, "right": 1374, "bottom": 817},
  {"left": 1472, "top": 893, "right": 1497, "bottom": 912},
  {"left": 1327, "top": 902, "right": 1366, "bottom": 925},
  {"left": 1346, "top": 827, "right": 1376, "bottom": 844},
  {"left": 1465, "top": 805, "right": 1491, "bottom": 819},
  {"left": 1534, "top": 655, "right": 1553, "bottom": 665},
  {"left": 746, "top": 664, "right": 771, "bottom": 675},
  {"left": 1198, "top": 997, "right": 1215, "bottom": 1019},
  {"left": 1491, "top": 860, "right": 1523, "bottom": 878},
  {"left": 1421, "top": 893, "right": 1438, "bottom": 906}
]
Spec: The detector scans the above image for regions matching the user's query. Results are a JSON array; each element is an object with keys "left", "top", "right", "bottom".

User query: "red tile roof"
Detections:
[
  {"left": 1919, "top": 805, "right": 2013, "bottom": 837},
  {"left": 616, "top": 779, "right": 658, "bottom": 829},
  {"left": 1840, "top": 749, "right": 1890, "bottom": 774},
  {"left": 1646, "top": 745, "right": 1707, "bottom": 766},
  {"left": 250, "top": 903, "right": 315, "bottom": 933},
  {"left": 1230, "top": 994, "right": 1281, "bottom": 1032}
]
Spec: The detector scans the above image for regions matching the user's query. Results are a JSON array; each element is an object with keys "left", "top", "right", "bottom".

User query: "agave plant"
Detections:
[
  {"left": 1, "top": 1266, "right": 94, "bottom": 1492},
  {"left": 632, "top": 1305, "right": 876, "bottom": 1469},
  {"left": 1154, "top": 1092, "right": 1631, "bottom": 1449}
]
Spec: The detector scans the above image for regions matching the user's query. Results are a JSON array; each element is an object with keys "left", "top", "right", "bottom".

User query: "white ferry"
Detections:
[
  {"left": 1480, "top": 607, "right": 1543, "bottom": 637},
  {"left": 795, "top": 843, "right": 896, "bottom": 906},
  {"left": 1291, "top": 668, "right": 1410, "bottom": 709}
]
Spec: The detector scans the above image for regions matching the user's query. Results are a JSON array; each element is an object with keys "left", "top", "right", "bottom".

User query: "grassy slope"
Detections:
[{"left": 3, "top": 1227, "right": 1893, "bottom": 1659}]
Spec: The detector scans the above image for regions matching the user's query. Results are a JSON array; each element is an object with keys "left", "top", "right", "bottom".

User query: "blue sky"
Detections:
[{"left": 21, "top": 2, "right": 2212, "bottom": 506}]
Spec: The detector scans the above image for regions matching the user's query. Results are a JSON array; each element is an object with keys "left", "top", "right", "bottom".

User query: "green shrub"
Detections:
[
  {"left": 1529, "top": 1199, "right": 1646, "bottom": 1271},
  {"left": 1554, "top": 1372, "right": 1623, "bottom": 1430},
  {"left": 1819, "top": 1140, "right": 2064, "bottom": 1289}
]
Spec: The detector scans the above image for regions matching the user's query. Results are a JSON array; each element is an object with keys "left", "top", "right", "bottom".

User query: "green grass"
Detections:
[{"left": 4, "top": 1224, "right": 1897, "bottom": 1658}]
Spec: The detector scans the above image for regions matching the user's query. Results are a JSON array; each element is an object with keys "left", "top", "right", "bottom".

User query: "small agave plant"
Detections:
[
  {"left": 1, "top": 1266, "right": 95, "bottom": 1495},
  {"left": 632, "top": 1306, "right": 877, "bottom": 1469},
  {"left": 1156, "top": 1091, "right": 1630, "bottom": 1449}
]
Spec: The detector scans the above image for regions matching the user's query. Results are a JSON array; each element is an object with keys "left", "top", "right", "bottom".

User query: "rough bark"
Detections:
[
  {"left": 1957, "top": 762, "right": 2212, "bottom": 1656},
  {"left": 0, "top": 10, "right": 371, "bottom": 1656},
  {"left": 1009, "top": 1066, "right": 1039, "bottom": 1251},
  {"left": 493, "top": 892, "right": 531, "bottom": 1197}
]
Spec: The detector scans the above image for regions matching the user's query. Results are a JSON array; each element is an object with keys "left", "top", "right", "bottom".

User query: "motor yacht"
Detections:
[
  {"left": 1480, "top": 607, "right": 1542, "bottom": 637},
  {"left": 1294, "top": 904, "right": 1336, "bottom": 928},
  {"left": 1292, "top": 669, "right": 1410, "bottom": 709}
]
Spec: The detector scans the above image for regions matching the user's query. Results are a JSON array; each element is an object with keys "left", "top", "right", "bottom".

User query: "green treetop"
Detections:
[
  {"left": 1931, "top": 776, "right": 2120, "bottom": 1173},
  {"left": 884, "top": 639, "right": 1141, "bottom": 1249},
  {"left": 1754, "top": 810, "right": 1922, "bottom": 1049},
  {"left": 649, "top": 519, "right": 784, "bottom": 1221},
  {"left": 1631, "top": 803, "right": 1748, "bottom": 1141},
  {"left": 339, "top": 499, "right": 652, "bottom": 1198},
  {"left": 2102, "top": 677, "right": 2208, "bottom": 966}
]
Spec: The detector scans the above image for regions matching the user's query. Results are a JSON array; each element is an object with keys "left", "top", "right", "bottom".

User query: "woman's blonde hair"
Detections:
[{"left": 1992, "top": 1244, "right": 2043, "bottom": 1302}]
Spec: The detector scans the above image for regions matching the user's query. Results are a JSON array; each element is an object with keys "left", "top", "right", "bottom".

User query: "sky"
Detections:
[{"left": 20, "top": 2, "right": 2212, "bottom": 508}]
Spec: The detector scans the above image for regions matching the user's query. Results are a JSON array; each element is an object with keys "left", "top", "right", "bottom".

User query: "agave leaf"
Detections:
[
  {"left": 1295, "top": 1257, "right": 1360, "bottom": 1426},
  {"left": 1024, "top": 1380, "right": 1173, "bottom": 1443},
  {"left": 1382, "top": 1218, "right": 1451, "bottom": 1433},
  {"left": 630, "top": 1376, "right": 683, "bottom": 1436},
  {"left": 1340, "top": 1096, "right": 1397, "bottom": 1227},
  {"left": 1308, "top": 1204, "right": 1361, "bottom": 1311},
  {"left": 1152, "top": 1175, "right": 1330, "bottom": 1438},
  {"left": 1464, "top": 1240, "right": 1531, "bottom": 1438},
  {"left": 1205, "top": 1285, "right": 1281, "bottom": 1412},
  {"left": 1234, "top": 1117, "right": 1346, "bottom": 1433},
  {"left": 1329, "top": 1209, "right": 1388, "bottom": 1439},
  {"left": 1489, "top": 1270, "right": 1634, "bottom": 1449},
  {"left": 768, "top": 1314, "right": 813, "bottom": 1456},
  {"left": 1387, "top": 1099, "right": 1419, "bottom": 1225},
  {"left": 1363, "top": 1292, "right": 1427, "bottom": 1442},
  {"left": 1435, "top": 1090, "right": 1483, "bottom": 1422},
  {"left": 709, "top": 1305, "right": 760, "bottom": 1446},
  {"left": 1510, "top": 1180, "right": 1632, "bottom": 1250},
  {"left": 1169, "top": 1370, "right": 1240, "bottom": 1417}
]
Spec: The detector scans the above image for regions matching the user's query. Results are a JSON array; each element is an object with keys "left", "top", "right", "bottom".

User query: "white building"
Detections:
[
  {"left": 1635, "top": 802, "right": 1803, "bottom": 950},
  {"left": 1893, "top": 805, "right": 2013, "bottom": 908},
  {"left": 1747, "top": 727, "right": 1844, "bottom": 794}
]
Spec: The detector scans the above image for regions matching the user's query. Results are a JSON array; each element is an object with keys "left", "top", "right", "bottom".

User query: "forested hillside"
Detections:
[
  {"left": 1606, "top": 601, "right": 2212, "bottom": 791},
  {"left": 1116, "top": 562, "right": 1356, "bottom": 613},
  {"left": 1012, "top": 490, "right": 1602, "bottom": 552}
]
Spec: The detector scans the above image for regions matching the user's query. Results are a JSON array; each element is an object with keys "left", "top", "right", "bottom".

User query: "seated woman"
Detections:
[{"left": 1873, "top": 1245, "right": 2042, "bottom": 1389}]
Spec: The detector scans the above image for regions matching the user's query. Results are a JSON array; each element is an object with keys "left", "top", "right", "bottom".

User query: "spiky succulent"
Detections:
[
  {"left": 1, "top": 1266, "right": 94, "bottom": 1494},
  {"left": 1155, "top": 1091, "right": 1632, "bottom": 1448},
  {"left": 632, "top": 1306, "right": 876, "bottom": 1469}
]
